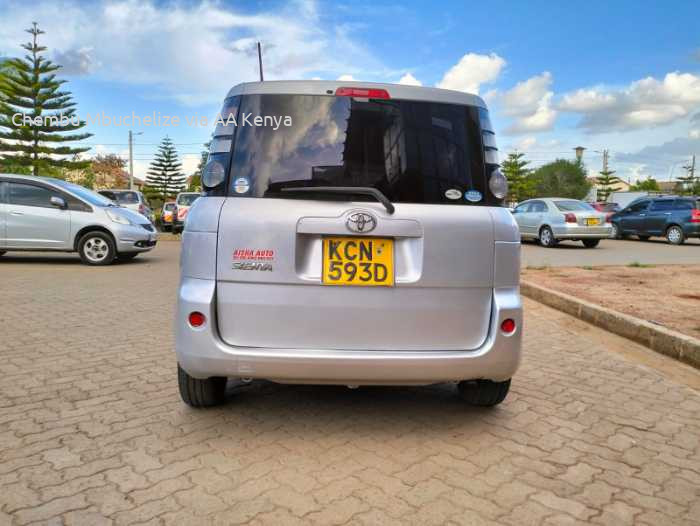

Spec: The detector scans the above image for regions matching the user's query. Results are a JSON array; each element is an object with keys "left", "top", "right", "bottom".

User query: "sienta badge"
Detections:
[
  {"left": 445, "top": 189, "right": 462, "bottom": 200},
  {"left": 464, "top": 190, "right": 482, "bottom": 202},
  {"left": 233, "top": 177, "right": 250, "bottom": 194}
]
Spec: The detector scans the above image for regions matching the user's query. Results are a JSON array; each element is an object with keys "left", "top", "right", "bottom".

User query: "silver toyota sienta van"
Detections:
[{"left": 176, "top": 81, "right": 522, "bottom": 408}]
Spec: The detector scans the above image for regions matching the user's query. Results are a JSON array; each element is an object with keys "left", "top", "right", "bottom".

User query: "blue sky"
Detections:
[{"left": 1, "top": 0, "right": 698, "bottom": 182}]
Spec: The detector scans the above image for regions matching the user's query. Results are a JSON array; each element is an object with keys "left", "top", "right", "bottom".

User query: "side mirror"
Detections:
[{"left": 50, "top": 196, "right": 67, "bottom": 209}]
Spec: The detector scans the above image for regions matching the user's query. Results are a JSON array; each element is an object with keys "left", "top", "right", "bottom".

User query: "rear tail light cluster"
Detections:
[
  {"left": 691, "top": 209, "right": 700, "bottom": 223},
  {"left": 565, "top": 213, "right": 577, "bottom": 223}
]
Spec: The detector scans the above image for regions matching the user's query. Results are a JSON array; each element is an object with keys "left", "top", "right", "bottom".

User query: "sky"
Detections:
[{"left": 0, "top": 0, "right": 698, "bottom": 182}]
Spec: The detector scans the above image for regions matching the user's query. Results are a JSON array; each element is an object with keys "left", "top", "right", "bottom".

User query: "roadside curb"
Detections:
[{"left": 521, "top": 280, "right": 700, "bottom": 369}]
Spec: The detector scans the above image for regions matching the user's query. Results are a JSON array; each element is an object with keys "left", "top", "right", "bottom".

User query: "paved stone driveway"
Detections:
[{"left": 1, "top": 243, "right": 699, "bottom": 526}]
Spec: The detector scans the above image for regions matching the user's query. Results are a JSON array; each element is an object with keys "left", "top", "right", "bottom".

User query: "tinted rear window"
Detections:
[
  {"left": 113, "top": 191, "right": 139, "bottom": 204},
  {"left": 674, "top": 199, "right": 698, "bottom": 210},
  {"left": 554, "top": 200, "right": 594, "bottom": 212},
  {"left": 220, "top": 94, "right": 494, "bottom": 205},
  {"left": 177, "top": 194, "right": 200, "bottom": 206}
]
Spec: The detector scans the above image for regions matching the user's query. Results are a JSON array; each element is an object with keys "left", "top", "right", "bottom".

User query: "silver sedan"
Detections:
[{"left": 512, "top": 198, "right": 611, "bottom": 248}]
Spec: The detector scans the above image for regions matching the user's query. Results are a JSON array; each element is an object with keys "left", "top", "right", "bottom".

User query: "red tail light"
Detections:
[
  {"left": 565, "top": 213, "right": 577, "bottom": 223},
  {"left": 691, "top": 209, "right": 700, "bottom": 223},
  {"left": 501, "top": 318, "right": 516, "bottom": 334},
  {"left": 335, "top": 87, "right": 390, "bottom": 99},
  {"left": 188, "top": 312, "right": 206, "bottom": 328}
]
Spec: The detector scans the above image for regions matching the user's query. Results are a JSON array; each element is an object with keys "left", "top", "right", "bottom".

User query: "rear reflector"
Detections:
[
  {"left": 188, "top": 311, "right": 206, "bottom": 328},
  {"left": 501, "top": 318, "right": 516, "bottom": 334},
  {"left": 565, "top": 213, "right": 577, "bottom": 223},
  {"left": 335, "top": 87, "right": 390, "bottom": 99}
]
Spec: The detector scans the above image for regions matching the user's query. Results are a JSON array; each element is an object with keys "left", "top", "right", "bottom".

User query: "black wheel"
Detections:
[
  {"left": 582, "top": 239, "right": 600, "bottom": 248},
  {"left": 538, "top": 226, "right": 557, "bottom": 248},
  {"left": 118, "top": 253, "right": 139, "bottom": 261},
  {"left": 178, "top": 364, "right": 227, "bottom": 408},
  {"left": 666, "top": 225, "right": 685, "bottom": 245},
  {"left": 173, "top": 226, "right": 183, "bottom": 235},
  {"left": 78, "top": 231, "right": 116, "bottom": 266},
  {"left": 638, "top": 235, "right": 650, "bottom": 241},
  {"left": 458, "top": 379, "right": 511, "bottom": 406},
  {"left": 610, "top": 223, "right": 625, "bottom": 239}
]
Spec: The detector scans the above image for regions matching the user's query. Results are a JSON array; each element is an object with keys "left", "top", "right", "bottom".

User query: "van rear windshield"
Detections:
[{"left": 217, "top": 94, "right": 496, "bottom": 205}]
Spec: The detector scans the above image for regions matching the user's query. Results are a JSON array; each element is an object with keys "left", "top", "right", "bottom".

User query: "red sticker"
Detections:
[{"left": 233, "top": 249, "right": 274, "bottom": 261}]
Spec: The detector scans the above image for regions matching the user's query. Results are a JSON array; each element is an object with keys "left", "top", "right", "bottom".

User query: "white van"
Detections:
[{"left": 175, "top": 81, "right": 522, "bottom": 407}]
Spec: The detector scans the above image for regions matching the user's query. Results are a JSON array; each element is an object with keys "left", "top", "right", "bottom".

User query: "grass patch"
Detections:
[
  {"left": 525, "top": 265, "right": 550, "bottom": 271},
  {"left": 627, "top": 261, "right": 655, "bottom": 268},
  {"left": 581, "top": 265, "right": 594, "bottom": 270}
]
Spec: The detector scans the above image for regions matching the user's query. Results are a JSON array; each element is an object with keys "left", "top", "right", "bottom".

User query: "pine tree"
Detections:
[
  {"left": 501, "top": 152, "right": 533, "bottom": 203},
  {"left": 595, "top": 169, "right": 623, "bottom": 203},
  {"left": 145, "top": 137, "right": 186, "bottom": 202},
  {"left": 188, "top": 141, "right": 210, "bottom": 191},
  {"left": 0, "top": 23, "right": 91, "bottom": 175}
]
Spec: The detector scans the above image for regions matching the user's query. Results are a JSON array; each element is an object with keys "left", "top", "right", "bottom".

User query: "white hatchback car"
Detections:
[{"left": 175, "top": 81, "right": 522, "bottom": 407}]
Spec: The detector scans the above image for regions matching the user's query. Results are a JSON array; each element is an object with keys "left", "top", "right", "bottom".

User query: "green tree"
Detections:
[
  {"left": 629, "top": 177, "right": 660, "bottom": 192},
  {"left": 501, "top": 151, "right": 535, "bottom": 203},
  {"left": 676, "top": 164, "right": 697, "bottom": 196},
  {"left": 144, "top": 137, "right": 186, "bottom": 202},
  {"left": 0, "top": 23, "right": 91, "bottom": 175},
  {"left": 531, "top": 159, "right": 591, "bottom": 200},
  {"left": 188, "top": 141, "right": 210, "bottom": 192},
  {"left": 594, "top": 168, "right": 623, "bottom": 203}
]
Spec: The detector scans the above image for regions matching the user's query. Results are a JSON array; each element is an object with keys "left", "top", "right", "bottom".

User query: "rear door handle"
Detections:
[
  {"left": 10, "top": 211, "right": 23, "bottom": 216},
  {"left": 664, "top": 212, "right": 672, "bottom": 215}
]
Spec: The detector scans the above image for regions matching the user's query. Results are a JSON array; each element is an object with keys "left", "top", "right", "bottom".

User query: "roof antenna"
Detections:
[{"left": 257, "top": 41, "right": 264, "bottom": 82}]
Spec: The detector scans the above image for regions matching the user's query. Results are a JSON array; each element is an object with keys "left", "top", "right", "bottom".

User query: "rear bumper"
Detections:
[
  {"left": 552, "top": 224, "right": 612, "bottom": 239},
  {"left": 175, "top": 278, "right": 522, "bottom": 385},
  {"left": 683, "top": 223, "right": 700, "bottom": 237}
]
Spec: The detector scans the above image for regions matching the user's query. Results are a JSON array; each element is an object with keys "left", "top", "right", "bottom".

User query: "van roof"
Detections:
[{"left": 226, "top": 80, "right": 487, "bottom": 108}]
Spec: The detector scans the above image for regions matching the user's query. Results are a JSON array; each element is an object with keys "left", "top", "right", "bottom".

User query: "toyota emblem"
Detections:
[{"left": 346, "top": 212, "right": 377, "bottom": 233}]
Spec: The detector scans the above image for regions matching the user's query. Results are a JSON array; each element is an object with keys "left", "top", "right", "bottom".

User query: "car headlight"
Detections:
[
  {"left": 106, "top": 209, "right": 132, "bottom": 225},
  {"left": 489, "top": 168, "right": 508, "bottom": 200}
]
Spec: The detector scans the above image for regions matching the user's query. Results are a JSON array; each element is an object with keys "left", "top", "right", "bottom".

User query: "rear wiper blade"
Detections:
[{"left": 280, "top": 186, "right": 395, "bottom": 214}]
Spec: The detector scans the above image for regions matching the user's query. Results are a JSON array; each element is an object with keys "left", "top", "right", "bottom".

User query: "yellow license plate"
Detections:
[
  {"left": 322, "top": 237, "right": 394, "bottom": 286},
  {"left": 586, "top": 218, "right": 600, "bottom": 226}
]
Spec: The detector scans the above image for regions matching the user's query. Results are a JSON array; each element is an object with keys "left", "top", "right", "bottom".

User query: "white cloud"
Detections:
[
  {"left": 337, "top": 74, "right": 356, "bottom": 81},
  {"left": 0, "top": 0, "right": 384, "bottom": 105},
  {"left": 513, "top": 136, "right": 537, "bottom": 151},
  {"left": 690, "top": 129, "right": 700, "bottom": 139},
  {"left": 397, "top": 73, "right": 422, "bottom": 86},
  {"left": 559, "top": 72, "right": 700, "bottom": 132},
  {"left": 491, "top": 72, "right": 557, "bottom": 135},
  {"left": 437, "top": 53, "right": 505, "bottom": 94}
]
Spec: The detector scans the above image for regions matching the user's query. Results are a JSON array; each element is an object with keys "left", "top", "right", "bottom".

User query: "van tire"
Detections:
[
  {"left": 582, "top": 239, "right": 600, "bottom": 248},
  {"left": 78, "top": 231, "right": 116, "bottom": 265},
  {"left": 666, "top": 225, "right": 685, "bottom": 245},
  {"left": 458, "top": 379, "right": 511, "bottom": 406},
  {"left": 538, "top": 226, "right": 557, "bottom": 248},
  {"left": 178, "top": 364, "right": 227, "bottom": 408}
]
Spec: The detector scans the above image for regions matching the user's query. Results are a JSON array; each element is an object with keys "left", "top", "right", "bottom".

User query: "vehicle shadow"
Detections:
[{"left": 0, "top": 254, "right": 153, "bottom": 265}]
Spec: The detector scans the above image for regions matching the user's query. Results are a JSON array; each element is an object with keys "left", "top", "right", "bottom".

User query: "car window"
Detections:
[
  {"left": 164, "top": 203, "right": 176, "bottom": 211},
  {"left": 650, "top": 200, "right": 674, "bottom": 211},
  {"left": 554, "top": 200, "right": 594, "bottom": 212},
  {"left": 113, "top": 191, "right": 140, "bottom": 204},
  {"left": 673, "top": 199, "right": 694, "bottom": 210},
  {"left": 627, "top": 200, "right": 649, "bottom": 213},
  {"left": 8, "top": 183, "right": 55, "bottom": 208},
  {"left": 530, "top": 201, "right": 547, "bottom": 213},
  {"left": 514, "top": 203, "right": 530, "bottom": 213},
  {"left": 177, "top": 194, "right": 200, "bottom": 206}
]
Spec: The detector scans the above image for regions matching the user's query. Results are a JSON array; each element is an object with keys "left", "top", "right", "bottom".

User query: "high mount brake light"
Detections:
[{"left": 335, "top": 87, "right": 391, "bottom": 99}]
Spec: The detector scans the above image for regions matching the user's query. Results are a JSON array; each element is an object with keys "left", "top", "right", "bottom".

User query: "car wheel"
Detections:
[
  {"left": 638, "top": 235, "right": 650, "bottom": 241},
  {"left": 582, "top": 239, "right": 600, "bottom": 248},
  {"left": 610, "top": 223, "right": 624, "bottom": 239},
  {"left": 78, "top": 231, "right": 116, "bottom": 266},
  {"left": 666, "top": 225, "right": 685, "bottom": 245},
  {"left": 458, "top": 379, "right": 511, "bottom": 406},
  {"left": 118, "top": 253, "right": 139, "bottom": 261},
  {"left": 178, "top": 364, "right": 227, "bottom": 408},
  {"left": 538, "top": 226, "right": 557, "bottom": 248}
]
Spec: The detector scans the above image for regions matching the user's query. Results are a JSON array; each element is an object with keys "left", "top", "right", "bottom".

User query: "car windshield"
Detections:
[
  {"left": 112, "top": 191, "right": 140, "bottom": 204},
  {"left": 164, "top": 203, "right": 176, "bottom": 210},
  {"left": 177, "top": 194, "right": 200, "bottom": 206},
  {"left": 554, "top": 200, "right": 595, "bottom": 212},
  {"left": 222, "top": 93, "right": 493, "bottom": 205},
  {"left": 52, "top": 180, "right": 115, "bottom": 207}
]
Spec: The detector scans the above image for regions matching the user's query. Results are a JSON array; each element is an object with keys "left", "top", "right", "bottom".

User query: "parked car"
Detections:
[
  {"left": 609, "top": 196, "right": 700, "bottom": 245},
  {"left": 175, "top": 80, "right": 522, "bottom": 408},
  {"left": 172, "top": 192, "right": 200, "bottom": 234},
  {"left": 98, "top": 189, "right": 155, "bottom": 224},
  {"left": 512, "top": 198, "right": 611, "bottom": 248},
  {"left": 160, "top": 202, "right": 176, "bottom": 231},
  {"left": 0, "top": 175, "right": 157, "bottom": 265},
  {"left": 591, "top": 202, "right": 621, "bottom": 222}
]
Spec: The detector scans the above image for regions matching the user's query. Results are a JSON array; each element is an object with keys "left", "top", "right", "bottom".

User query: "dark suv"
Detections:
[{"left": 610, "top": 196, "right": 700, "bottom": 244}]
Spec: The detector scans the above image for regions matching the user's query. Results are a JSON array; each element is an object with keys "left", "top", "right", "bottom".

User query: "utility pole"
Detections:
[
  {"left": 602, "top": 149, "right": 609, "bottom": 173},
  {"left": 128, "top": 130, "right": 134, "bottom": 190},
  {"left": 257, "top": 42, "right": 264, "bottom": 82}
]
